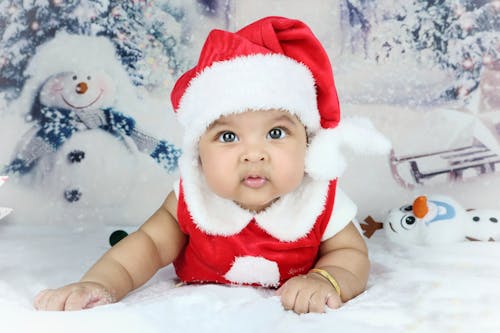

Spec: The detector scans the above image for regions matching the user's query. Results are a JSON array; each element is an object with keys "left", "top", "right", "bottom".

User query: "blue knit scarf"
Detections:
[{"left": 4, "top": 105, "right": 181, "bottom": 174}]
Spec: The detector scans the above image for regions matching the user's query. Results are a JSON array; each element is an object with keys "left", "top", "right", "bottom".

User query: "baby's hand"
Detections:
[
  {"left": 34, "top": 282, "right": 114, "bottom": 311},
  {"left": 276, "top": 272, "right": 341, "bottom": 314}
]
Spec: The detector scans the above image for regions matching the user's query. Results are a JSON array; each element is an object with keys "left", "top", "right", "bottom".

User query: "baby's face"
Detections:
[{"left": 198, "top": 109, "right": 307, "bottom": 212}]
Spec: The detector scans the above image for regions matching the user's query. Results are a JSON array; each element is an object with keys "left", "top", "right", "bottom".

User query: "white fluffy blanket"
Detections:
[{"left": 1, "top": 223, "right": 498, "bottom": 333}]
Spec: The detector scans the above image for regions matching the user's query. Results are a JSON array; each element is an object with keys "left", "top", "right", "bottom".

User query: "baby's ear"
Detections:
[{"left": 305, "top": 117, "right": 391, "bottom": 180}]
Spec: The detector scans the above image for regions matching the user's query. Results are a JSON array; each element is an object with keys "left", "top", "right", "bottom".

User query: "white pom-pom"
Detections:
[
  {"left": 305, "top": 117, "right": 392, "bottom": 180},
  {"left": 224, "top": 256, "right": 280, "bottom": 287}
]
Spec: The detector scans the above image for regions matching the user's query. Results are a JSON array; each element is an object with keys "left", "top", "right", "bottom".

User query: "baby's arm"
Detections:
[
  {"left": 34, "top": 191, "right": 186, "bottom": 311},
  {"left": 276, "top": 222, "right": 369, "bottom": 314}
]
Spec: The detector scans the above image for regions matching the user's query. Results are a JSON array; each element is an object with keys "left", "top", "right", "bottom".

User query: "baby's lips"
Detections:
[{"left": 243, "top": 176, "right": 267, "bottom": 188}]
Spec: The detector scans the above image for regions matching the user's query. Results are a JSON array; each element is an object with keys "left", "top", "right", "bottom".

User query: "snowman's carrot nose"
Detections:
[
  {"left": 76, "top": 82, "right": 88, "bottom": 94},
  {"left": 413, "top": 196, "right": 429, "bottom": 218}
]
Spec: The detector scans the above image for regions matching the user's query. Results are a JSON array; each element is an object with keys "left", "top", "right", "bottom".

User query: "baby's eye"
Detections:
[
  {"left": 218, "top": 131, "right": 238, "bottom": 143},
  {"left": 267, "top": 127, "right": 286, "bottom": 140}
]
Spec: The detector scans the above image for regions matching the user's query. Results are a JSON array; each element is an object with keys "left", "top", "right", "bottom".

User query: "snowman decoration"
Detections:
[
  {"left": 4, "top": 69, "right": 180, "bottom": 203},
  {"left": 1, "top": 33, "right": 181, "bottom": 222},
  {"left": 362, "top": 195, "right": 499, "bottom": 244}
]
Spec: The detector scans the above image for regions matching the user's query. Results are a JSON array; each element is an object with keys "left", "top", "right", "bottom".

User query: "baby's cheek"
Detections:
[
  {"left": 202, "top": 167, "right": 234, "bottom": 198},
  {"left": 276, "top": 161, "right": 305, "bottom": 190}
]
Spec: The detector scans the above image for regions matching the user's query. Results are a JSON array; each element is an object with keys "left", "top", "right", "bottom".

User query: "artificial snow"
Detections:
[{"left": 0, "top": 223, "right": 498, "bottom": 333}]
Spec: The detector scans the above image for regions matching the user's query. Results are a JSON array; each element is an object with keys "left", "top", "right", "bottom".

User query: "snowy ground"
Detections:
[{"left": 1, "top": 222, "right": 498, "bottom": 333}]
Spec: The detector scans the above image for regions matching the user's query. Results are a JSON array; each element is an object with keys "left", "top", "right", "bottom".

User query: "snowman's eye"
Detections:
[
  {"left": 87, "top": 76, "right": 91, "bottom": 80},
  {"left": 400, "top": 215, "right": 417, "bottom": 230},
  {"left": 72, "top": 75, "right": 77, "bottom": 80},
  {"left": 400, "top": 205, "right": 413, "bottom": 212}
]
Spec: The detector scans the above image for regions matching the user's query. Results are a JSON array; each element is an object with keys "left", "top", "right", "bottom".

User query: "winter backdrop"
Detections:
[
  {"left": 0, "top": 1, "right": 499, "bottom": 333},
  {"left": 0, "top": 0, "right": 498, "bottom": 225}
]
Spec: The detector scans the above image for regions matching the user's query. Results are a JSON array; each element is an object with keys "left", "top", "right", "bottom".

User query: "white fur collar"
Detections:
[{"left": 179, "top": 158, "right": 331, "bottom": 242}]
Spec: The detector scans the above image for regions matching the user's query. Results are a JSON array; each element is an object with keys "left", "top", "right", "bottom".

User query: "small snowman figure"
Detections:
[
  {"left": 362, "top": 195, "right": 499, "bottom": 245},
  {"left": 382, "top": 195, "right": 468, "bottom": 245}
]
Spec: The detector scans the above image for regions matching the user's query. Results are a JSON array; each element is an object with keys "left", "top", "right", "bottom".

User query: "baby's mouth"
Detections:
[{"left": 243, "top": 176, "right": 267, "bottom": 188}]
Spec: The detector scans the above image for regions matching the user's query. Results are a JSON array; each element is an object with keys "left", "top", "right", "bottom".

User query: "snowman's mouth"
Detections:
[{"left": 61, "top": 89, "right": 104, "bottom": 109}]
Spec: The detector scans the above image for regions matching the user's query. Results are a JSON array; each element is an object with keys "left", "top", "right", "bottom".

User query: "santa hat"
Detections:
[{"left": 171, "top": 16, "right": 390, "bottom": 182}]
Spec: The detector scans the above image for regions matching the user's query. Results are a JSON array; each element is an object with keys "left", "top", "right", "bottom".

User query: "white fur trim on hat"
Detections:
[
  {"left": 177, "top": 53, "right": 320, "bottom": 148},
  {"left": 305, "top": 117, "right": 392, "bottom": 180}
]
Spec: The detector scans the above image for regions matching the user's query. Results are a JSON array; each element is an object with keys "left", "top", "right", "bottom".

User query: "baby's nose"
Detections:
[
  {"left": 242, "top": 154, "right": 266, "bottom": 162},
  {"left": 241, "top": 146, "right": 268, "bottom": 163},
  {"left": 76, "top": 82, "right": 88, "bottom": 94}
]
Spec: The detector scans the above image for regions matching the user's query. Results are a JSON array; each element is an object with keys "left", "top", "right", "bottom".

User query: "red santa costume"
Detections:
[{"left": 169, "top": 17, "right": 390, "bottom": 287}]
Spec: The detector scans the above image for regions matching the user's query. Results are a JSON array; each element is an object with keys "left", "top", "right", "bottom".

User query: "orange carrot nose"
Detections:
[
  {"left": 76, "top": 82, "right": 88, "bottom": 94},
  {"left": 413, "top": 196, "right": 429, "bottom": 218}
]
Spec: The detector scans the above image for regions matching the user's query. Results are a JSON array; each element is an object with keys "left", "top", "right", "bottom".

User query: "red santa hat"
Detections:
[{"left": 171, "top": 16, "right": 390, "bottom": 182}]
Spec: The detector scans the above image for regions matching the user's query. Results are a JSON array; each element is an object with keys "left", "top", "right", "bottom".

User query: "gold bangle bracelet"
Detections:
[{"left": 309, "top": 268, "right": 341, "bottom": 296}]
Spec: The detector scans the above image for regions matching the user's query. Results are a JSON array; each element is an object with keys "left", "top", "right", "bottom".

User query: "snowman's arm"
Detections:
[
  {"left": 4, "top": 133, "right": 54, "bottom": 174},
  {"left": 150, "top": 140, "right": 181, "bottom": 172},
  {"left": 103, "top": 108, "right": 156, "bottom": 151},
  {"left": 103, "top": 109, "right": 181, "bottom": 172},
  {"left": 129, "top": 129, "right": 161, "bottom": 154},
  {"left": 360, "top": 216, "right": 384, "bottom": 238},
  {"left": 129, "top": 128, "right": 181, "bottom": 172}
]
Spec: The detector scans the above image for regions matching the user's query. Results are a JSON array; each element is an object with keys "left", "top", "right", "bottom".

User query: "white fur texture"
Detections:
[
  {"left": 177, "top": 53, "right": 320, "bottom": 149},
  {"left": 178, "top": 156, "right": 332, "bottom": 241},
  {"left": 305, "top": 117, "right": 392, "bottom": 180},
  {"left": 224, "top": 256, "right": 280, "bottom": 287}
]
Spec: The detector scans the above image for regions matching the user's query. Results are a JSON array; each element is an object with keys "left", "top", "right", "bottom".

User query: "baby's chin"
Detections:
[{"left": 234, "top": 197, "right": 280, "bottom": 213}]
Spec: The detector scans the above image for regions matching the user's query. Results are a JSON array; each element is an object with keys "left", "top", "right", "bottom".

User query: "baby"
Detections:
[{"left": 34, "top": 16, "right": 390, "bottom": 314}]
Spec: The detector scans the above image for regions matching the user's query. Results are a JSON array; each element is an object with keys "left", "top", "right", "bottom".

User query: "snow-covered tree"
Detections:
[
  {"left": 346, "top": 0, "right": 499, "bottom": 101},
  {"left": 0, "top": 0, "right": 191, "bottom": 100},
  {"left": 0, "top": 0, "right": 108, "bottom": 97}
]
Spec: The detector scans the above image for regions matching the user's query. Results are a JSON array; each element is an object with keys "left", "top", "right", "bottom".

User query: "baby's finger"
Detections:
[
  {"left": 326, "top": 293, "right": 342, "bottom": 309},
  {"left": 308, "top": 291, "right": 327, "bottom": 313},
  {"left": 45, "top": 289, "right": 71, "bottom": 311},
  {"left": 64, "top": 289, "right": 92, "bottom": 311},
  {"left": 277, "top": 285, "right": 298, "bottom": 311},
  {"left": 293, "top": 290, "right": 312, "bottom": 314},
  {"left": 33, "top": 289, "right": 50, "bottom": 310}
]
